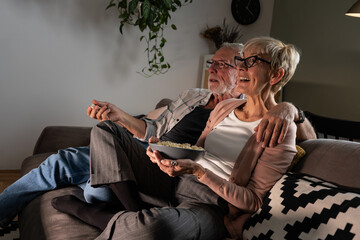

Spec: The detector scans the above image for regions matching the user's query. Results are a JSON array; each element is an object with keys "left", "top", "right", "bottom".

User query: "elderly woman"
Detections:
[{"left": 52, "top": 36, "right": 299, "bottom": 240}]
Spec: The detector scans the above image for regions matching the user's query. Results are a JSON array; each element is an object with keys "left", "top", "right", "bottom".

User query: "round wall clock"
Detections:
[{"left": 231, "top": 0, "right": 261, "bottom": 25}]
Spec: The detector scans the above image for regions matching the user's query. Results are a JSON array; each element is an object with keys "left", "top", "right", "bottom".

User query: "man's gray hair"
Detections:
[{"left": 220, "top": 42, "right": 244, "bottom": 55}]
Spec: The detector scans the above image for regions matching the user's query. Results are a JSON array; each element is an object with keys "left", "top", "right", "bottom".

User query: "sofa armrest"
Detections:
[
  {"left": 295, "top": 139, "right": 360, "bottom": 189},
  {"left": 33, "top": 126, "right": 91, "bottom": 155}
]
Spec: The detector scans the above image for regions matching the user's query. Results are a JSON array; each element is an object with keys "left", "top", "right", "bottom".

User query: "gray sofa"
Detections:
[{"left": 19, "top": 127, "right": 360, "bottom": 240}]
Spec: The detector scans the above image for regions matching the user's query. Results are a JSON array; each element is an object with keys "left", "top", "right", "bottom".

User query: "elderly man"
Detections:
[{"left": 0, "top": 43, "right": 315, "bottom": 228}]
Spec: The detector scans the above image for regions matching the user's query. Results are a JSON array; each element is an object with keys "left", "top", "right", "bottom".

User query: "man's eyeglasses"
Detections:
[
  {"left": 234, "top": 56, "right": 271, "bottom": 68},
  {"left": 206, "top": 60, "right": 235, "bottom": 69}
]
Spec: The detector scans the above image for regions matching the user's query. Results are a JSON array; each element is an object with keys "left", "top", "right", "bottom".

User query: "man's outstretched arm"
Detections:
[{"left": 87, "top": 99, "right": 147, "bottom": 139}]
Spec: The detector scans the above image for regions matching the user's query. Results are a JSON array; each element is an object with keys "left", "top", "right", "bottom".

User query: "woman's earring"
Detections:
[{"left": 270, "top": 81, "right": 273, "bottom": 84}]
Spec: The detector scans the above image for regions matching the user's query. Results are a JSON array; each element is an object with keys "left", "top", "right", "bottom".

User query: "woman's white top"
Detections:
[{"left": 196, "top": 110, "right": 261, "bottom": 180}]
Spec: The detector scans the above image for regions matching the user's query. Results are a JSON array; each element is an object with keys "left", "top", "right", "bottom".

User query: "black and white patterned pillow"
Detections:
[{"left": 243, "top": 172, "right": 360, "bottom": 240}]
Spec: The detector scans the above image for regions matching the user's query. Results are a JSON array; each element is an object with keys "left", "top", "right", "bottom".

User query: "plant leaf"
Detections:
[
  {"left": 135, "top": 18, "right": 140, "bottom": 26},
  {"left": 162, "top": 0, "right": 172, "bottom": 9},
  {"left": 119, "top": 12, "right": 129, "bottom": 19},
  {"left": 106, "top": 2, "right": 116, "bottom": 10},
  {"left": 118, "top": 0, "right": 127, "bottom": 9},
  {"left": 141, "top": 0, "right": 150, "bottom": 20},
  {"left": 171, "top": 24, "right": 177, "bottom": 30},
  {"left": 119, "top": 23, "right": 124, "bottom": 34},
  {"left": 128, "top": 0, "right": 139, "bottom": 14},
  {"left": 174, "top": 0, "right": 182, "bottom": 7},
  {"left": 139, "top": 19, "right": 147, "bottom": 32},
  {"left": 147, "top": 10, "right": 155, "bottom": 29}
]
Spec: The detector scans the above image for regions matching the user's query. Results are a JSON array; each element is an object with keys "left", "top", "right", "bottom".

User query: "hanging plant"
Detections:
[
  {"left": 106, "top": 0, "right": 193, "bottom": 77},
  {"left": 201, "top": 19, "right": 243, "bottom": 49}
]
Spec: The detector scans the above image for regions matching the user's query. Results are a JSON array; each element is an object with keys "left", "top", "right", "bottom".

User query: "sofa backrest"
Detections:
[
  {"left": 304, "top": 111, "right": 360, "bottom": 141},
  {"left": 295, "top": 139, "right": 360, "bottom": 190},
  {"left": 33, "top": 126, "right": 92, "bottom": 155}
]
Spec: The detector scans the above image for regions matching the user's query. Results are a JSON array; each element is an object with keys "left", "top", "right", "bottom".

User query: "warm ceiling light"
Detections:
[{"left": 346, "top": 0, "right": 360, "bottom": 18}]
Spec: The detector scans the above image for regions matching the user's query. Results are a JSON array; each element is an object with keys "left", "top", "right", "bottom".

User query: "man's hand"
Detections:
[
  {"left": 255, "top": 103, "right": 297, "bottom": 148},
  {"left": 87, "top": 99, "right": 147, "bottom": 139},
  {"left": 87, "top": 99, "right": 124, "bottom": 122}
]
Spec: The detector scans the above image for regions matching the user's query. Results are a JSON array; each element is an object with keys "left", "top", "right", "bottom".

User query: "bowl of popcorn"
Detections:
[{"left": 149, "top": 141, "right": 205, "bottom": 160}]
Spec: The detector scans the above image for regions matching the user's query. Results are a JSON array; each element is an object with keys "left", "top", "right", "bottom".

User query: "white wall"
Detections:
[
  {"left": 0, "top": 0, "right": 274, "bottom": 169},
  {"left": 271, "top": 0, "right": 360, "bottom": 121}
]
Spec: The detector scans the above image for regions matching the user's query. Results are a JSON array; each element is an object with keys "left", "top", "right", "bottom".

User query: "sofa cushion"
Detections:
[
  {"left": 19, "top": 186, "right": 101, "bottom": 240},
  {"left": 19, "top": 152, "right": 101, "bottom": 240},
  {"left": 243, "top": 172, "right": 360, "bottom": 240},
  {"left": 287, "top": 145, "right": 306, "bottom": 172}
]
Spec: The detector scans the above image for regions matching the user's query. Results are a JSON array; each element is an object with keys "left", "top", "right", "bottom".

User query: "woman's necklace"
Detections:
[{"left": 235, "top": 106, "right": 263, "bottom": 122}]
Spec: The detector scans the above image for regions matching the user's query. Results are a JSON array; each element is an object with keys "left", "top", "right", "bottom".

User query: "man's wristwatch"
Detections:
[{"left": 295, "top": 106, "right": 305, "bottom": 124}]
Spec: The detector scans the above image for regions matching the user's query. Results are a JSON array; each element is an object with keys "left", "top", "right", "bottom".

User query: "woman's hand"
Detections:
[
  {"left": 146, "top": 137, "right": 161, "bottom": 163},
  {"left": 153, "top": 151, "right": 201, "bottom": 177},
  {"left": 147, "top": 138, "right": 205, "bottom": 178},
  {"left": 86, "top": 99, "right": 124, "bottom": 122}
]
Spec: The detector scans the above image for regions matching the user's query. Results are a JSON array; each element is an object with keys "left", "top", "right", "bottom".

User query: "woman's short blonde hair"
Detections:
[{"left": 242, "top": 36, "right": 300, "bottom": 93}]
